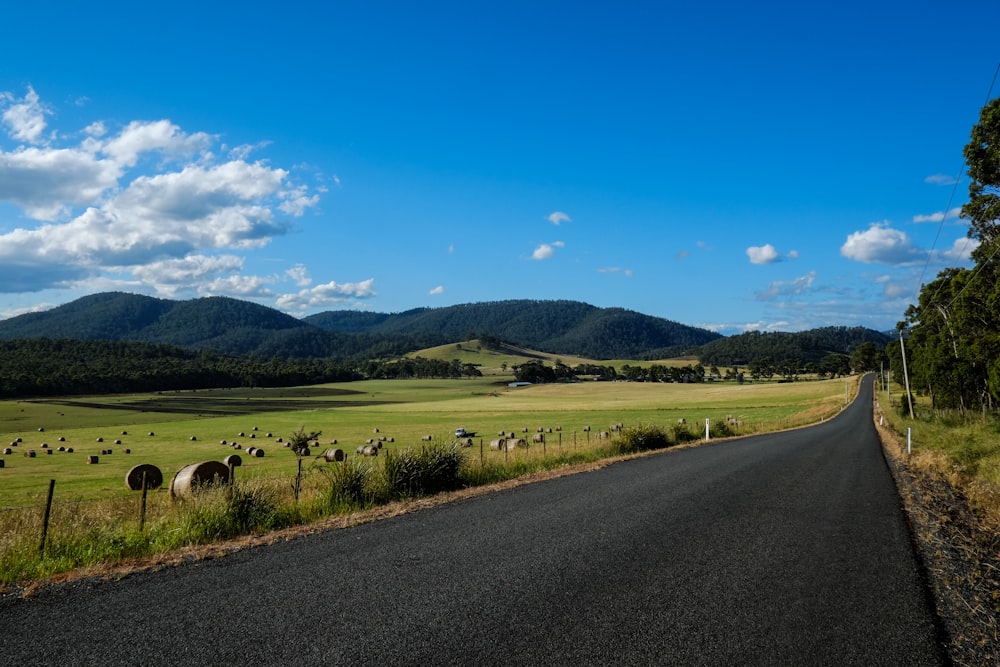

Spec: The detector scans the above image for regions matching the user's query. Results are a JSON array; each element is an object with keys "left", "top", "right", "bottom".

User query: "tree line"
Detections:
[{"left": 900, "top": 97, "right": 1000, "bottom": 413}]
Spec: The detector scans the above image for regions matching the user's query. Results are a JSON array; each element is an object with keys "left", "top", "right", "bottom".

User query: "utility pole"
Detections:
[{"left": 898, "top": 329, "right": 915, "bottom": 419}]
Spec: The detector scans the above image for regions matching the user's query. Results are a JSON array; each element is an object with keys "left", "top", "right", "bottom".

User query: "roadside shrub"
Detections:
[
  {"left": 382, "top": 443, "right": 463, "bottom": 498},
  {"left": 671, "top": 423, "right": 698, "bottom": 444},
  {"left": 615, "top": 424, "right": 670, "bottom": 455},
  {"left": 321, "top": 458, "right": 375, "bottom": 511},
  {"left": 709, "top": 419, "right": 735, "bottom": 438},
  {"left": 180, "top": 481, "right": 280, "bottom": 542}
]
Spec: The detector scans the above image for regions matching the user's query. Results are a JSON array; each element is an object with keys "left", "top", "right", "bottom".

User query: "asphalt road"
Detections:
[{"left": 0, "top": 376, "right": 947, "bottom": 665}]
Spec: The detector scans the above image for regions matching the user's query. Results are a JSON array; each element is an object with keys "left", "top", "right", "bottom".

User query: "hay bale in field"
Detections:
[
  {"left": 125, "top": 464, "right": 163, "bottom": 491},
  {"left": 459, "top": 438, "right": 474, "bottom": 448},
  {"left": 329, "top": 439, "right": 338, "bottom": 445},
  {"left": 121, "top": 431, "right": 128, "bottom": 435},
  {"left": 220, "top": 439, "right": 228, "bottom": 445},
  {"left": 597, "top": 431, "right": 610, "bottom": 439},
  {"left": 497, "top": 430, "right": 505, "bottom": 437},
  {"left": 583, "top": 425, "right": 591, "bottom": 432},
  {"left": 67, "top": 448, "right": 74, "bottom": 453},
  {"left": 0, "top": 460, "right": 4, "bottom": 468},
  {"left": 148, "top": 431, "right": 155, "bottom": 436},
  {"left": 250, "top": 433, "right": 255, "bottom": 439},
  {"left": 490, "top": 439, "right": 504, "bottom": 450},
  {"left": 46, "top": 449, "right": 52, "bottom": 455},
  {"left": 373, "top": 427, "right": 380, "bottom": 433},
  {"left": 276, "top": 437, "right": 283, "bottom": 443},
  {"left": 169, "top": 461, "right": 231, "bottom": 499},
  {"left": 124, "top": 449, "right": 131, "bottom": 454},
  {"left": 58, "top": 436, "right": 65, "bottom": 442},
  {"left": 87, "top": 455, "right": 98, "bottom": 464},
  {"left": 252, "top": 426, "right": 258, "bottom": 431},
  {"left": 556, "top": 426, "right": 562, "bottom": 431},
  {"left": 41, "top": 443, "right": 48, "bottom": 448},
  {"left": 38, "top": 427, "right": 44, "bottom": 432},
  {"left": 189, "top": 436, "right": 197, "bottom": 441},
  {"left": 388, "top": 437, "right": 394, "bottom": 443},
  {"left": 421, "top": 435, "right": 433, "bottom": 441},
  {"left": 252, "top": 448, "right": 264, "bottom": 458},
  {"left": 266, "top": 432, "right": 273, "bottom": 438},
  {"left": 224, "top": 454, "right": 242, "bottom": 468},
  {"left": 3, "top": 447, "right": 11, "bottom": 455},
  {"left": 366, "top": 438, "right": 375, "bottom": 444},
  {"left": 323, "top": 448, "right": 346, "bottom": 462},
  {"left": 96, "top": 437, "right": 103, "bottom": 442},
  {"left": 247, "top": 447, "right": 257, "bottom": 456},
  {"left": 361, "top": 446, "right": 378, "bottom": 456},
  {"left": 57, "top": 446, "right": 65, "bottom": 452},
  {"left": 678, "top": 418, "right": 686, "bottom": 425},
  {"left": 25, "top": 450, "right": 35, "bottom": 458},
  {"left": 114, "top": 439, "right": 122, "bottom": 445},
  {"left": 537, "top": 427, "right": 544, "bottom": 432},
  {"left": 238, "top": 432, "right": 245, "bottom": 437},
  {"left": 532, "top": 433, "right": 545, "bottom": 444}
]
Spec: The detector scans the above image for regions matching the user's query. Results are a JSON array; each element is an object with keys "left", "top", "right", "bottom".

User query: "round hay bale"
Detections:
[
  {"left": 246, "top": 447, "right": 257, "bottom": 456},
  {"left": 121, "top": 430, "right": 128, "bottom": 435},
  {"left": 46, "top": 449, "right": 53, "bottom": 455},
  {"left": 532, "top": 433, "right": 544, "bottom": 443},
  {"left": 249, "top": 433, "right": 256, "bottom": 439},
  {"left": 41, "top": 443, "right": 48, "bottom": 448},
  {"left": 189, "top": 435, "right": 197, "bottom": 441},
  {"left": 38, "top": 427, "right": 44, "bottom": 432},
  {"left": 124, "top": 448, "right": 131, "bottom": 454},
  {"left": 0, "top": 460, "right": 4, "bottom": 468},
  {"left": 3, "top": 448, "right": 11, "bottom": 455},
  {"left": 251, "top": 448, "right": 264, "bottom": 458},
  {"left": 489, "top": 439, "right": 504, "bottom": 451},
  {"left": 57, "top": 446, "right": 65, "bottom": 452},
  {"left": 148, "top": 431, "right": 155, "bottom": 436},
  {"left": 459, "top": 438, "right": 473, "bottom": 448},
  {"left": 234, "top": 443, "right": 242, "bottom": 450},
  {"left": 366, "top": 438, "right": 375, "bottom": 444},
  {"left": 114, "top": 439, "right": 122, "bottom": 445},
  {"left": 169, "top": 461, "right": 231, "bottom": 499},
  {"left": 388, "top": 437, "right": 394, "bottom": 443},
  {"left": 16, "top": 437, "right": 22, "bottom": 442},
  {"left": 329, "top": 438, "right": 338, "bottom": 445},
  {"left": 510, "top": 438, "right": 528, "bottom": 449},
  {"left": 26, "top": 450, "right": 36, "bottom": 458},
  {"left": 373, "top": 427, "right": 379, "bottom": 433},
  {"left": 583, "top": 425, "right": 591, "bottom": 432},
  {"left": 252, "top": 426, "right": 258, "bottom": 431},
  {"left": 266, "top": 432, "right": 273, "bottom": 438},
  {"left": 87, "top": 455, "right": 99, "bottom": 464},
  {"left": 220, "top": 439, "right": 228, "bottom": 445},
  {"left": 323, "top": 448, "right": 345, "bottom": 462},
  {"left": 238, "top": 432, "right": 245, "bottom": 437},
  {"left": 421, "top": 435, "right": 433, "bottom": 441},
  {"left": 67, "top": 447, "right": 74, "bottom": 453},
  {"left": 58, "top": 436, "right": 65, "bottom": 442},
  {"left": 362, "top": 445, "right": 378, "bottom": 456},
  {"left": 276, "top": 437, "right": 283, "bottom": 443},
  {"left": 106, "top": 449, "right": 113, "bottom": 455},
  {"left": 125, "top": 464, "right": 163, "bottom": 491},
  {"left": 96, "top": 437, "right": 103, "bottom": 442},
  {"left": 224, "top": 454, "right": 242, "bottom": 468},
  {"left": 356, "top": 445, "right": 365, "bottom": 454}
]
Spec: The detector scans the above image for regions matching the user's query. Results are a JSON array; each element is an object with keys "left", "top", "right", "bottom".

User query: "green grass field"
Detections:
[{"left": 0, "top": 376, "right": 854, "bottom": 509}]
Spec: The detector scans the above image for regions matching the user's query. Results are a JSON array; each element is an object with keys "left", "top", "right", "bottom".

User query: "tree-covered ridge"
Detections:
[
  {"left": 0, "top": 295, "right": 722, "bottom": 361},
  {"left": 306, "top": 299, "right": 722, "bottom": 359},
  {"left": 696, "top": 327, "right": 892, "bottom": 366}
]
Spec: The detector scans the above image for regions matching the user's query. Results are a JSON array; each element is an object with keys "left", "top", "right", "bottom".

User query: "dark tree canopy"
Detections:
[{"left": 963, "top": 97, "right": 1000, "bottom": 245}]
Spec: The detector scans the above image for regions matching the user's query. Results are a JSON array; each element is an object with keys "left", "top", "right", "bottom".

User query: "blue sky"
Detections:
[{"left": 1, "top": 1, "right": 997, "bottom": 335}]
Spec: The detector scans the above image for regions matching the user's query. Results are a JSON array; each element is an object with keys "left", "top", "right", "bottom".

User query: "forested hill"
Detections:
[
  {"left": 696, "top": 327, "right": 893, "bottom": 366},
  {"left": 304, "top": 300, "right": 722, "bottom": 359},
  {"left": 0, "top": 293, "right": 720, "bottom": 360}
]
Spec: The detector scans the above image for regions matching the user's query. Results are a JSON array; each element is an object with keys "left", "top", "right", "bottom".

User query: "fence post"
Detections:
[{"left": 39, "top": 479, "right": 56, "bottom": 556}]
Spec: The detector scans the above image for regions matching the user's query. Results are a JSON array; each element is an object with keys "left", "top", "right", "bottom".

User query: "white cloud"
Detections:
[
  {"left": 840, "top": 222, "right": 925, "bottom": 265},
  {"left": 925, "top": 173, "right": 958, "bottom": 186},
  {"left": 755, "top": 271, "right": 816, "bottom": 301},
  {"left": 0, "top": 87, "right": 322, "bottom": 303},
  {"left": 286, "top": 264, "right": 312, "bottom": 287},
  {"left": 597, "top": 267, "right": 633, "bottom": 277},
  {"left": 429, "top": 285, "right": 445, "bottom": 295},
  {"left": 531, "top": 241, "right": 564, "bottom": 260},
  {"left": 275, "top": 278, "right": 376, "bottom": 311},
  {"left": 913, "top": 207, "right": 962, "bottom": 223},
  {"left": 746, "top": 244, "right": 780, "bottom": 265},
  {"left": 1, "top": 86, "right": 49, "bottom": 143},
  {"left": 547, "top": 211, "right": 571, "bottom": 225},
  {"left": 936, "top": 236, "right": 978, "bottom": 263}
]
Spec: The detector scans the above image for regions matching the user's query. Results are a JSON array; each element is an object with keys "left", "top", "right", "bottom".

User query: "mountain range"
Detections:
[{"left": 0, "top": 292, "right": 890, "bottom": 363}]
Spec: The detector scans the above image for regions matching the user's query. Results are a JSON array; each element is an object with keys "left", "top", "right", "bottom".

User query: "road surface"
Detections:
[{"left": 0, "top": 376, "right": 947, "bottom": 665}]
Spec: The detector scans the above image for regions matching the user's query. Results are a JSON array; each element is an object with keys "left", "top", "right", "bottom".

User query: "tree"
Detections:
[{"left": 962, "top": 97, "right": 1000, "bottom": 245}]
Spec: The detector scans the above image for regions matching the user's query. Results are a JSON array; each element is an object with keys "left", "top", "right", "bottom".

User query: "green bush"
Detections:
[
  {"left": 180, "top": 481, "right": 280, "bottom": 542},
  {"left": 615, "top": 424, "right": 670, "bottom": 455},
  {"left": 382, "top": 443, "right": 464, "bottom": 498},
  {"left": 709, "top": 419, "right": 735, "bottom": 438},
  {"left": 671, "top": 422, "right": 698, "bottom": 443},
  {"left": 322, "top": 458, "right": 375, "bottom": 511}
]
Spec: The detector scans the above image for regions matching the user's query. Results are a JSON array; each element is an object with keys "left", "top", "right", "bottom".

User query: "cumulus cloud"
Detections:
[
  {"left": 936, "top": 236, "right": 979, "bottom": 263},
  {"left": 840, "top": 222, "right": 925, "bottom": 265},
  {"left": 275, "top": 278, "right": 376, "bottom": 312},
  {"left": 429, "top": 285, "right": 445, "bottom": 295},
  {"left": 547, "top": 211, "right": 571, "bottom": 225},
  {"left": 0, "top": 87, "right": 325, "bottom": 304},
  {"left": 1, "top": 86, "right": 49, "bottom": 143},
  {"left": 746, "top": 244, "right": 781, "bottom": 265},
  {"left": 531, "top": 241, "right": 564, "bottom": 260}
]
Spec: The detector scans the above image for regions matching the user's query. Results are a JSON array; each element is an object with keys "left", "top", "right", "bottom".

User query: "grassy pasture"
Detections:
[
  {"left": 406, "top": 339, "right": 703, "bottom": 374},
  {"left": 0, "top": 376, "right": 854, "bottom": 509}
]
